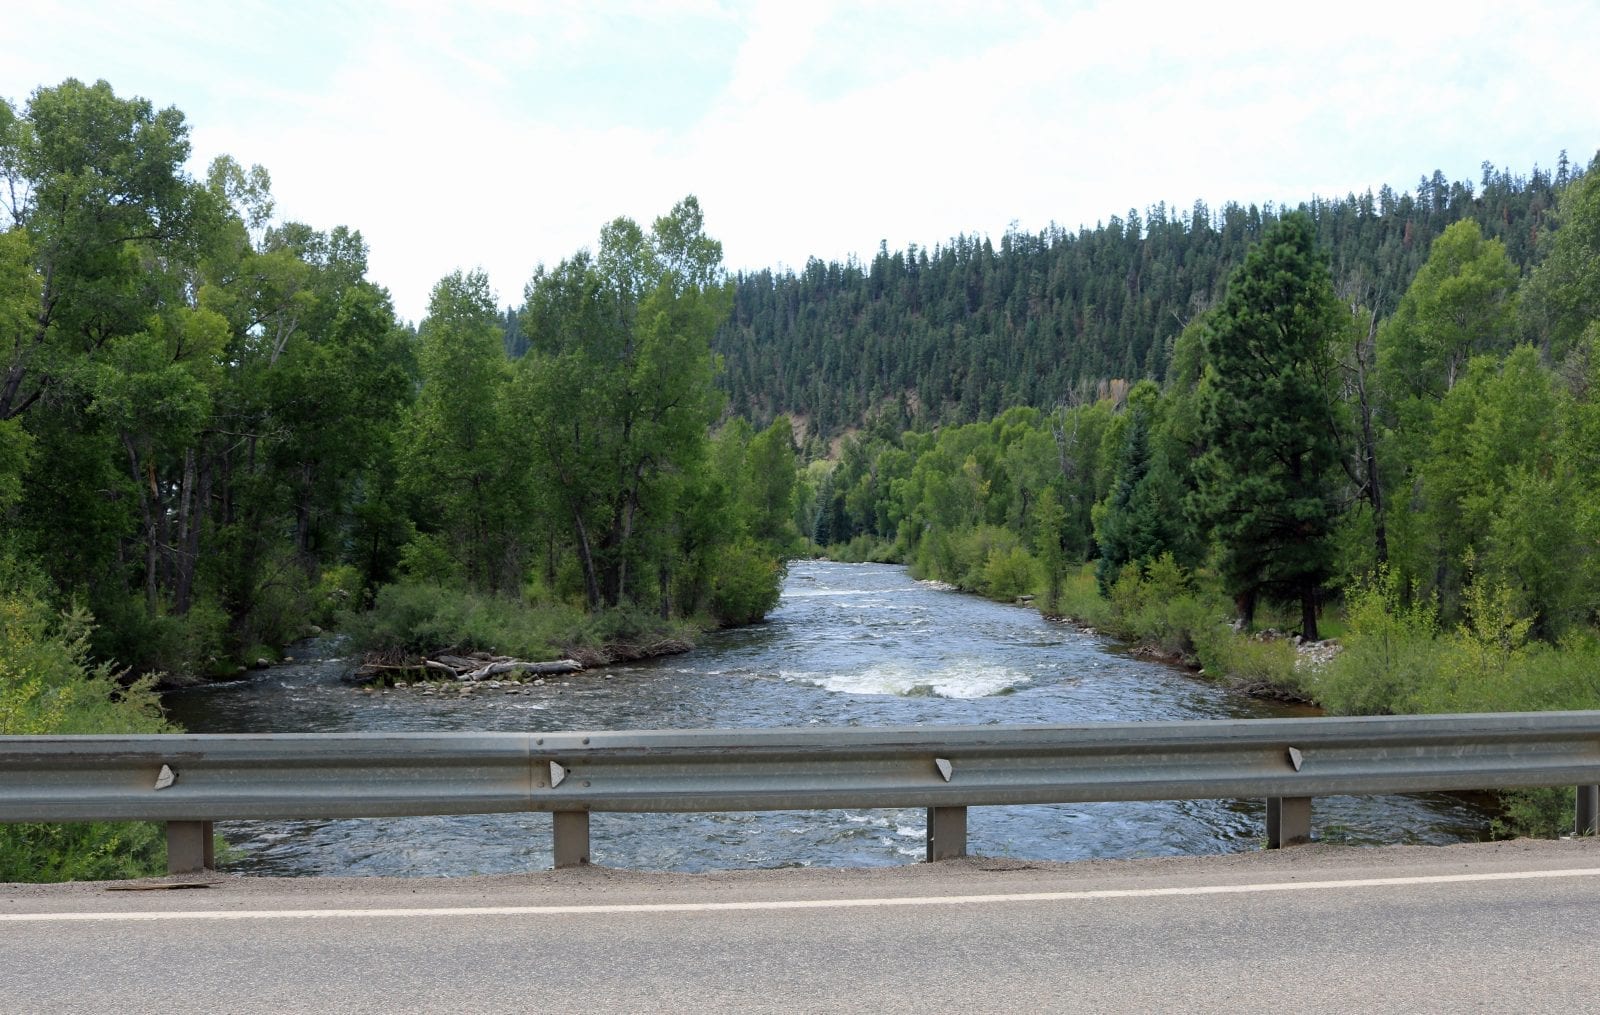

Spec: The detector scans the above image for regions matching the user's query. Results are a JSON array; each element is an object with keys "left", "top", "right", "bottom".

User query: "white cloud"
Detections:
[{"left": 4, "top": 0, "right": 1598, "bottom": 321}]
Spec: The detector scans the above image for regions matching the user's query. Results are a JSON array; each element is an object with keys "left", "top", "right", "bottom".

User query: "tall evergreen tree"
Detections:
[
  {"left": 1093, "top": 387, "right": 1192, "bottom": 593},
  {"left": 1194, "top": 212, "right": 1343, "bottom": 639}
]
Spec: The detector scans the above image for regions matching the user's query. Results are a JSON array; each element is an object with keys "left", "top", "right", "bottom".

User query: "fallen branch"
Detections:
[{"left": 459, "top": 659, "right": 584, "bottom": 681}]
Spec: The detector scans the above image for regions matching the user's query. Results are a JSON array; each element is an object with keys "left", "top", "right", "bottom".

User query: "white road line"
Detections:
[{"left": 6, "top": 866, "right": 1598, "bottom": 923}]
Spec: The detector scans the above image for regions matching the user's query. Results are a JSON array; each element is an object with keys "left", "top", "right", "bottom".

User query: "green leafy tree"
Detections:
[
  {"left": 1405, "top": 347, "right": 1570, "bottom": 630},
  {"left": 1194, "top": 212, "right": 1343, "bottom": 639},
  {"left": 743, "top": 416, "right": 801, "bottom": 551},
  {"left": 1378, "top": 219, "right": 1520, "bottom": 403},
  {"left": 519, "top": 197, "right": 729, "bottom": 611},
  {"left": 1522, "top": 157, "right": 1600, "bottom": 358},
  {"left": 0, "top": 79, "right": 200, "bottom": 421},
  {"left": 400, "top": 270, "right": 526, "bottom": 593},
  {"left": 1033, "top": 486, "right": 1068, "bottom": 616}
]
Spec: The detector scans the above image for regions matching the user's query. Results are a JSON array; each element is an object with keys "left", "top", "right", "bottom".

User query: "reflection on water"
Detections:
[{"left": 164, "top": 561, "right": 1489, "bottom": 876}]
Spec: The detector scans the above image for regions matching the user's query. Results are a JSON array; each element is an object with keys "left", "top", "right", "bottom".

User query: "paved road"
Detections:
[{"left": 5, "top": 838, "right": 1599, "bottom": 1013}]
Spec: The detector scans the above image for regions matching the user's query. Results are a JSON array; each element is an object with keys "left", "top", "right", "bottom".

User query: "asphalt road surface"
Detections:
[{"left": 5, "top": 838, "right": 1599, "bottom": 1013}]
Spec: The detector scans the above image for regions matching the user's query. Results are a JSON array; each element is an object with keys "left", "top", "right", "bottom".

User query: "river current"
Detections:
[{"left": 163, "top": 561, "right": 1489, "bottom": 876}]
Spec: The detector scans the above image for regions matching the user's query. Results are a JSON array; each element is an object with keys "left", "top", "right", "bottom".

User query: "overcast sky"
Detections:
[{"left": 6, "top": 1, "right": 1598, "bottom": 323}]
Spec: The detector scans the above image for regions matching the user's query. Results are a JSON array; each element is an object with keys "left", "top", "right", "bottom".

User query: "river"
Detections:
[{"left": 163, "top": 561, "right": 1489, "bottom": 876}]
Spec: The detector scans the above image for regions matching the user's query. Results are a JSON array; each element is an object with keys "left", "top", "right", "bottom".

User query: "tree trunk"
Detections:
[
  {"left": 572, "top": 509, "right": 602, "bottom": 611},
  {"left": 1236, "top": 590, "right": 1257, "bottom": 629},
  {"left": 295, "top": 461, "right": 314, "bottom": 560},
  {"left": 1353, "top": 307, "right": 1388, "bottom": 565},
  {"left": 174, "top": 446, "right": 197, "bottom": 614},
  {"left": 122, "top": 434, "right": 159, "bottom": 618},
  {"left": 1300, "top": 581, "right": 1320, "bottom": 642}
]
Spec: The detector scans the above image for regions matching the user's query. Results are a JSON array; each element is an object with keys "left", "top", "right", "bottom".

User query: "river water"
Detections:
[{"left": 164, "top": 561, "right": 1489, "bottom": 876}]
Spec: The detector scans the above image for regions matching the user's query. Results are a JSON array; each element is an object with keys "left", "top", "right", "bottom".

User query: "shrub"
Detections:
[
  {"left": 709, "top": 540, "right": 785, "bottom": 626},
  {"left": 345, "top": 582, "right": 566, "bottom": 660},
  {"left": 313, "top": 565, "right": 364, "bottom": 626},
  {"left": 0, "top": 583, "right": 172, "bottom": 881},
  {"left": 1494, "top": 788, "right": 1573, "bottom": 840},
  {"left": 981, "top": 545, "right": 1038, "bottom": 602},
  {"left": 1192, "top": 627, "right": 1300, "bottom": 687},
  {"left": 1312, "top": 567, "right": 1441, "bottom": 715},
  {"left": 93, "top": 594, "right": 233, "bottom": 684}
]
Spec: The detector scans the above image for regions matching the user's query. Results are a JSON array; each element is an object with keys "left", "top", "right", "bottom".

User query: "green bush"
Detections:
[
  {"left": 1312, "top": 568, "right": 1442, "bottom": 715},
  {"left": 93, "top": 594, "right": 234, "bottom": 685},
  {"left": 1193, "top": 629, "right": 1300, "bottom": 687},
  {"left": 346, "top": 580, "right": 709, "bottom": 661},
  {"left": 345, "top": 581, "right": 568, "bottom": 660},
  {"left": 313, "top": 564, "right": 364, "bottom": 626},
  {"left": 1054, "top": 566, "right": 1116, "bottom": 629},
  {"left": 829, "top": 533, "right": 897, "bottom": 564},
  {"left": 232, "top": 548, "right": 315, "bottom": 658},
  {"left": 981, "top": 545, "right": 1038, "bottom": 602},
  {"left": 1, "top": 582, "right": 172, "bottom": 881},
  {"left": 1494, "top": 788, "right": 1574, "bottom": 840},
  {"left": 709, "top": 540, "right": 784, "bottom": 626}
]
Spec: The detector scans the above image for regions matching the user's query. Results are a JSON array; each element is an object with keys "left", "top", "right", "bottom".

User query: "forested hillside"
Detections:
[{"left": 717, "top": 159, "right": 1578, "bottom": 443}]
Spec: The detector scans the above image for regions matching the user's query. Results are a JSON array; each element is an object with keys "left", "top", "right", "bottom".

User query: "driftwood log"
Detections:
[
  {"left": 350, "top": 652, "right": 583, "bottom": 684},
  {"left": 453, "top": 659, "right": 584, "bottom": 681}
]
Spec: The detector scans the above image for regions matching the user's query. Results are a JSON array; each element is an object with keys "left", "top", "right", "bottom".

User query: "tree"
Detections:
[
  {"left": 1522, "top": 158, "right": 1600, "bottom": 358},
  {"left": 1033, "top": 486, "right": 1067, "bottom": 616},
  {"left": 1378, "top": 219, "right": 1519, "bottom": 403},
  {"left": 0, "top": 79, "right": 200, "bottom": 421},
  {"left": 742, "top": 416, "right": 801, "bottom": 551},
  {"left": 519, "top": 196, "right": 729, "bottom": 611},
  {"left": 400, "top": 270, "right": 526, "bottom": 593},
  {"left": 1093, "top": 381, "right": 1193, "bottom": 592},
  {"left": 1194, "top": 212, "right": 1343, "bottom": 639},
  {"left": 1408, "top": 347, "right": 1568, "bottom": 630}
]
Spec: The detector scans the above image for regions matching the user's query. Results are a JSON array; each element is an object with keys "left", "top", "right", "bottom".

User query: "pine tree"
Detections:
[{"left": 1194, "top": 212, "right": 1343, "bottom": 640}]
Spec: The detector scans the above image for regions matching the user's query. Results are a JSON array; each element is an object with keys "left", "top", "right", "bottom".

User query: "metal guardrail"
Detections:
[{"left": 4, "top": 712, "right": 1600, "bottom": 874}]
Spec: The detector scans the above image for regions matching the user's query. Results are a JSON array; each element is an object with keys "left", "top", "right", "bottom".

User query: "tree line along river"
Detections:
[{"left": 163, "top": 561, "right": 1489, "bottom": 876}]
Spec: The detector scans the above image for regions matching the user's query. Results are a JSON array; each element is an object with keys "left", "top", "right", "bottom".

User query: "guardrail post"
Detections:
[
  {"left": 1577, "top": 786, "right": 1600, "bottom": 836},
  {"left": 166, "top": 820, "right": 213, "bottom": 874},
  {"left": 1266, "top": 797, "right": 1311, "bottom": 848},
  {"left": 553, "top": 810, "right": 590, "bottom": 867},
  {"left": 926, "top": 806, "right": 967, "bottom": 861}
]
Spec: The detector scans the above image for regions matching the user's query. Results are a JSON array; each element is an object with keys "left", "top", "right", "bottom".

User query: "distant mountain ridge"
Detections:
[{"left": 714, "top": 155, "right": 1585, "bottom": 447}]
